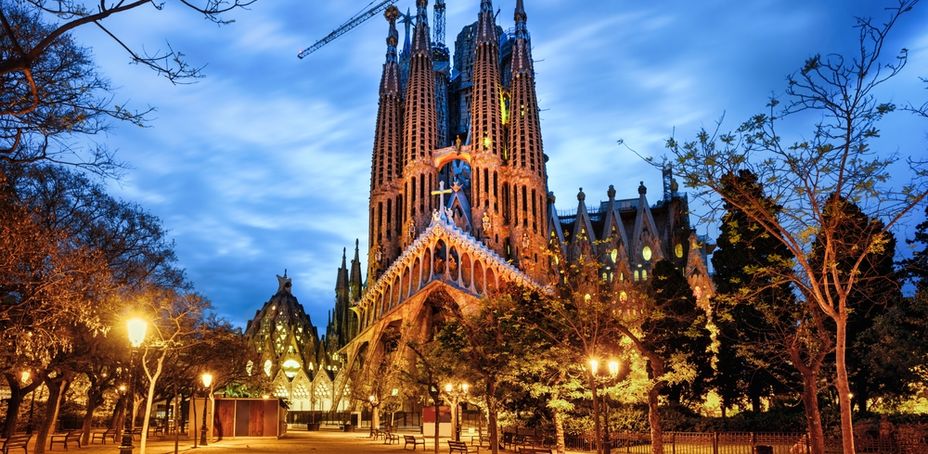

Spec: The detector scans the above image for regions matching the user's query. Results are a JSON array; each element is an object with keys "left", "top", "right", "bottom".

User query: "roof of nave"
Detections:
[{"left": 358, "top": 207, "right": 543, "bottom": 312}]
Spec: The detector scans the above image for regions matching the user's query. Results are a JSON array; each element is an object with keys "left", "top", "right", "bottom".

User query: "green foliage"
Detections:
[
  {"left": 711, "top": 170, "right": 798, "bottom": 411},
  {"left": 901, "top": 205, "right": 928, "bottom": 291},
  {"left": 644, "top": 260, "right": 713, "bottom": 403}
]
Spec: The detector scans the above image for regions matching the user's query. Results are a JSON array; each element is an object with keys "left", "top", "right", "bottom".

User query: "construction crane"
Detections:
[
  {"left": 298, "top": 0, "right": 399, "bottom": 59},
  {"left": 433, "top": 0, "right": 445, "bottom": 46}
]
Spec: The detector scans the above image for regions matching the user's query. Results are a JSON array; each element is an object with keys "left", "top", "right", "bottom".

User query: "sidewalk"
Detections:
[{"left": 35, "top": 430, "right": 444, "bottom": 454}]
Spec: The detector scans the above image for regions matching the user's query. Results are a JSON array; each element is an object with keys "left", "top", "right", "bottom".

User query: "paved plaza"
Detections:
[{"left": 33, "top": 430, "right": 464, "bottom": 454}]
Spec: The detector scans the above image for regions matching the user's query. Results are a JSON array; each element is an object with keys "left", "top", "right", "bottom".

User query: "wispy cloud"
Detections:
[{"left": 72, "top": 0, "right": 928, "bottom": 329}]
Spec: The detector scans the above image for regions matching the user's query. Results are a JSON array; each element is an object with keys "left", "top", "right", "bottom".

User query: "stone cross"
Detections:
[{"left": 431, "top": 180, "right": 453, "bottom": 209}]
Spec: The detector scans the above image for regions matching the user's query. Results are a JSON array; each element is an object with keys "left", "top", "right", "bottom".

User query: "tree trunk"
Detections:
[
  {"left": 487, "top": 381, "right": 499, "bottom": 454},
  {"left": 35, "top": 377, "right": 70, "bottom": 454},
  {"left": 553, "top": 408, "right": 566, "bottom": 454},
  {"left": 647, "top": 384, "right": 663, "bottom": 454},
  {"left": 590, "top": 376, "right": 602, "bottom": 454},
  {"left": 140, "top": 355, "right": 166, "bottom": 454},
  {"left": 2, "top": 387, "right": 24, "bottom": 438},
  {"left": 799, "top": 370, "right": 826, "bottom": 454},
  {"left": 749, "top": 381, "right": 762, "bottom": 413},
  {"left": 80, "top": 388, "right": 104, "bottom": 445},
  {"left": 835, "top": 315, "right": 856, "bottom": 454}
]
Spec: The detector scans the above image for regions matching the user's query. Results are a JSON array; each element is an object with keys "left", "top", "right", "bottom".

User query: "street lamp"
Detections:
[
  {"left": 589, "top": 357, "right": 623, "bottom": 454},
  {"left": 200, "top": 372, "right": 213, "bottom": 446},
  {"left": 120, "top": 317, "right": 148, "bottom": 454},
  {"left": 443, "top": 382, "right": 469, "bottom": 441}
]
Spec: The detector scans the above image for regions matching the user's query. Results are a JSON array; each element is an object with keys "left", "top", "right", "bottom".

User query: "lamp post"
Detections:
[
  {"left": 120, "top": 318, "right": 148, "bottom": 454},
  {"left": 390, "top": 388, "right": 399, "bottom": 429},
  {"left": 443, "top": 382, "right": 469, "bottom": 441},
  {"left": 199, "top": 373, "right": 213, "bottom": 446},
  {"left": 589, "top": 357, "right": 622, "bottom": 454}
]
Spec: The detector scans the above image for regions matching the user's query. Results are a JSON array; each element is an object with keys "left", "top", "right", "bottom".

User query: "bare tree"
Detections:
[
  {"left": 1, "top": 0, "right": 255, "bottom": 173},
  {"left": 666, "top": 2, "right": 927, "bottom": 452}
]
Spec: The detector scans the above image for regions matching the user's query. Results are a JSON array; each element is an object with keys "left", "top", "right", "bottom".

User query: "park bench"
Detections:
[
  {"left": 49, "top": 430, "right": 82, "bottom": 450},
  {"left": 370, "top": 428, "right": 382, "bottom": 440},
  {"left": 383, "top": 431, "right": 400, "bottom": 445},
  {"left": 404, "top": 435, "right": 426, "bottom": 450},
  {"left": 90, "top": 429, "right": 117, "bottom": 445},
  {"left": 1, "top": 433, "right": 32, "bottom": 454},
  {"left": 448, "top": 440, "right": 478, "bottom": 454}
]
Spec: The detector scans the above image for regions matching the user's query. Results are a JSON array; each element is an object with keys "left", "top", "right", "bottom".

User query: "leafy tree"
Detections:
[
  {"left": 900, "top": 204, "right": 928, "bottom": 290},
  {"left": 666, "top": 2, "right": 926, "bottom": 452},
  {"left": 711, "top": 170, "right": 797, "bottom": 414},
  {"left": 813, "top": 196, "right": 903, "bottom": 414},
  {"left": 631, "top": 260, "right": 710, "bottom": 454},
  {"left": 438, "top": 288, "right": 526, "bottom": 454}
]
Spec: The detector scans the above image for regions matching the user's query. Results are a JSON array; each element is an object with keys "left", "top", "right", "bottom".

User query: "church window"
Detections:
[
  {"left": 610, "top": 248, "right": 618, "bottom": 263},
  {"left": 642, "top": 246, "right": 652, "bottom": 261},
  {"left": 263, "top": 359, "right": 273, "bottom": 377},
  {"left": 619, "top": 291, "right": 628, "bottom": 303},
  {"left": 634, "top": 270, "right": 639, "bottom": 281},
  {"left": 483, "top": 135, "right": 492, "bottom": 149},
  {"left": 675, "top": 243, "right": 683, "bottom": 258},
  {"left": 641, "top": 269, "right": 648, "bottom": 281}
]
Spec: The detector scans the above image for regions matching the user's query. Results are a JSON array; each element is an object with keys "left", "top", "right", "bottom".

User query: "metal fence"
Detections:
[{"left": 557, "top": 430, "right": 928, "bottom": 454}]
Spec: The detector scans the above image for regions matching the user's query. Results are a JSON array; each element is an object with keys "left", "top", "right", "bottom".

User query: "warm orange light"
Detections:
[
  {"left": 391, "top": 388, "right": 399, "bottom": 397},
  {"left": 20, "top": 370, "right": 30, "bottom": 384},
  {"left": 444, "top": 383, "right": 453, "bottom": 393},
  {"left": 127, "top": 317, "right": 148, "bottom": 348},
  {"left": 608, "top": 360, "right": 620, "bottom": 377},
  {"left": 588, "top": 358, "right": 599, "bottom": 376},
  {"left": 461, "top": 383, "right": 469, "bottom": 394},
  {"left": 201, "top": 372, "right": 213, "bottom": 388}
]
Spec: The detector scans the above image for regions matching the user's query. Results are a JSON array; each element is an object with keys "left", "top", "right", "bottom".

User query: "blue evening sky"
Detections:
[{"left": 66, "top": 0, "right": 928, "bottom": 330}]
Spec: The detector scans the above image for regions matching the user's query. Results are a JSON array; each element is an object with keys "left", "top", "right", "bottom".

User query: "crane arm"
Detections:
[{"left": 298, "top": 0, "right": 398, "bottom": 59}]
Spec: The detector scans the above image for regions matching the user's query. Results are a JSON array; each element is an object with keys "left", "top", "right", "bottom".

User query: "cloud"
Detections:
[{"left": 68, "top": 0, "right": 928, "bottom": 331}]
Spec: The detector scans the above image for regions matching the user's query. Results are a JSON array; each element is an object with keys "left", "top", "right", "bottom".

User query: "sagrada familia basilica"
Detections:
[{"left": 244, "top": 0, "right": 714, "bottom": 416}]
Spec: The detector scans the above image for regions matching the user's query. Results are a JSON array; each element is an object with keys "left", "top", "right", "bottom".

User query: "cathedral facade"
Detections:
[{"left": 248, "top": 0, "right": 714, "bottom": 415}]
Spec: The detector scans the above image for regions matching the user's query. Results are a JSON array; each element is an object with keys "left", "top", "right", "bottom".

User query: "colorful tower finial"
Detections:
[{"left": 385, "top": 5, "right": 399, "bottom": 63}]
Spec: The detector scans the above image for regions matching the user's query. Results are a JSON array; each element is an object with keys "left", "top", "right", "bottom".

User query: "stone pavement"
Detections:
[{"left": 38, "top": 430, "right": 450, "bottom": 454}]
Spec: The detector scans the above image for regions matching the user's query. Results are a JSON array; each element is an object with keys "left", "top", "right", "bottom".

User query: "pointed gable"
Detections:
[
  {"left": 569, "top": 188, "right": 596, "bottom": 261},
  {"left": 631, "top": 182, "right": 663, "bottom": 274}
]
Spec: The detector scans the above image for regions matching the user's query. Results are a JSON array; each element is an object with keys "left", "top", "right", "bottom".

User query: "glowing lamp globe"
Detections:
[
  {"left": 201, "top": 372, "right": 214, "bottom": 388},
  {"left": 127, "top": 318, "right": 148, "bottom": 348},
  {"left": 608, "top": 360, "right": 620, "bottom": 377}
]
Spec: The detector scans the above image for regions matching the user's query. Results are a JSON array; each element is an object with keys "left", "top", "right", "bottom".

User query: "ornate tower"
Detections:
[
  {"left": 469, "top": 0, "right": 508, "bottom": 254},
  {"left": 507, "top": 0, "right": 548, "bottom": 280},
  {"left": 401, "top": 0, "right": 439, "bottom": 244},
  {"left": 369, "top": 7, "right": 404, "bottom": 279}
]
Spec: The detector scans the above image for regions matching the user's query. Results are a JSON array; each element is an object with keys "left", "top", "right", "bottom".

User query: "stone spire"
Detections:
[
  {"left": 370, "top": 6, "right": 404, "bottom": 279},
  {"left": 402, "top": 0, "right": 439, "bottom": 244},
  {"left": 514, "top": 0, "right": 528, "bottom": 39},
  {"left": 349, "top": 239, "right": 363, "bottom": 302},
  {"left": 411, "top": 0, "right": 430, "bottom": 53},
  {"left": 469, "top": 0, "right": 507, "bottom": 255},
  {"left": 505, "top": 0, "right": 547, "bottom": 281}
]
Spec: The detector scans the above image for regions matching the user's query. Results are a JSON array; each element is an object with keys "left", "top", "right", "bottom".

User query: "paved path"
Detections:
[{"left": 40, "top": 430, "right": 447, "bottom": 454}]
